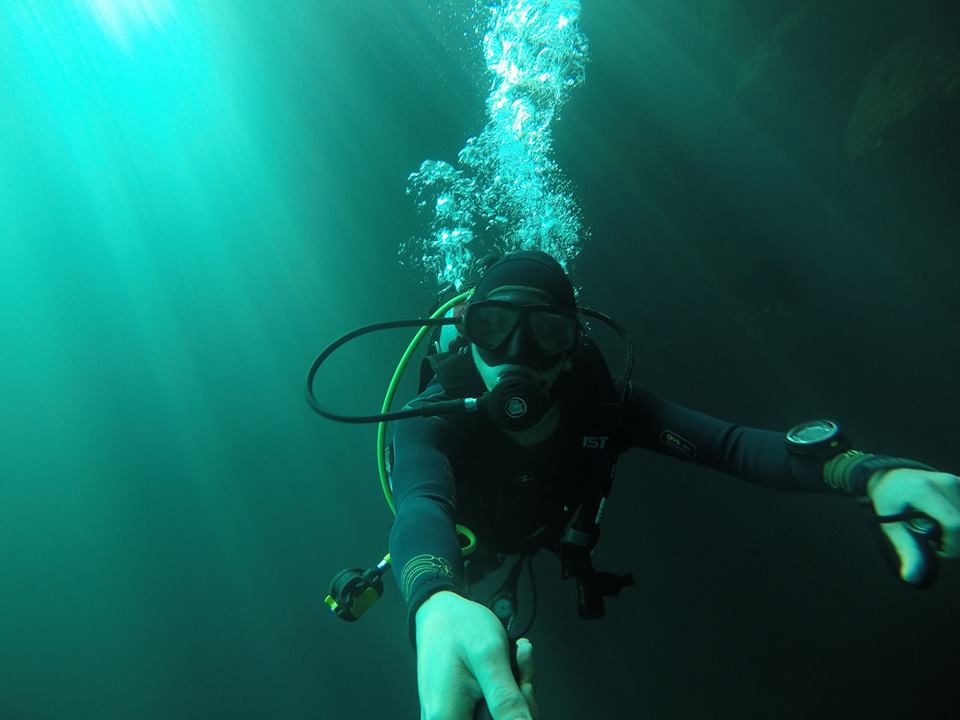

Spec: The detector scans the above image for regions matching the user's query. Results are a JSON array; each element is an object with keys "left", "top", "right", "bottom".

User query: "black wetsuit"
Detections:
[{"left": 388, "top": 348, "right": 827, "bottom": 645}]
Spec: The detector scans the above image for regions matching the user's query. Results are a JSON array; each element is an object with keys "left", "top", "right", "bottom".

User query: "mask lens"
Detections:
[
  {"left": 465, "top": 303, "right": 519, "bottom": 350},
  {"left": 529, "top": 310, "right": 576, "bottom": 354}
]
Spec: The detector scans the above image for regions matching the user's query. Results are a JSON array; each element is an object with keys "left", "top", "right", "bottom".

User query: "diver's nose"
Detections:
[{"left": 503, "top": 322, "right": 534, "bottom": 362}]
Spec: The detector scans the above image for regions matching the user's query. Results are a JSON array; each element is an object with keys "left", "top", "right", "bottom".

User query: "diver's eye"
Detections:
[
  {"left": 477, "top": 312, "right": 506, "bottom": 332},
  {"left": 467, "top": 305, "right": 518, "bottom": 349},
  {"left": 532, "top": 316, "right": 560, "bottom": 338},
  {"left": 530, "top": 312, "right": 574, "bottom": 354}
]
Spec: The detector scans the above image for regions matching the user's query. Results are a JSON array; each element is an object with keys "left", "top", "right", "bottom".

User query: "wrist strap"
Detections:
[{"left": 823, "top": 450, "right": 935, "bottom": 496}]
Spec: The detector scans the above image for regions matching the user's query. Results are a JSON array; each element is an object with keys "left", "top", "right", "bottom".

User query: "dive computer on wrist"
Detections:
[{"left": 785, "top": 419, "right": 851, "bottom": 462}]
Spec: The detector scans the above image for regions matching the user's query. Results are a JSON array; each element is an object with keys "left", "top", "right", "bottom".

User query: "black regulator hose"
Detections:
[
  {"left": 305, "top": 317, "right": 468, "bottom": 423},
  {"left": 306, "top": 307, "right": 634, "bottom": 425}
]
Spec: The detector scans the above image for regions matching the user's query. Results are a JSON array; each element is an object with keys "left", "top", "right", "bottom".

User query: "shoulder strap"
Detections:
[
  {"left": 570, "top": 336, "right": 626, "bottom": 444},
  {"left": 554, "top": 335, "right": 634, "bottom": 618}
]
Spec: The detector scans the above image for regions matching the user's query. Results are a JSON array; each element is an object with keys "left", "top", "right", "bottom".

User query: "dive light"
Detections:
[{"left": 324, "top": 556, "right": 390, "bottom": 622}]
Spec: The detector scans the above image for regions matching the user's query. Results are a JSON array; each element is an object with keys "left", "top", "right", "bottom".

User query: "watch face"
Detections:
[{"left": 787, "top": 419, "right": 839, "bottom": 445}]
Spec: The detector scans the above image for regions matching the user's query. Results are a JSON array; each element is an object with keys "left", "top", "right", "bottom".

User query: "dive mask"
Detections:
[{"left": 463, "top": 300, "right": 578, "bottom": 358}]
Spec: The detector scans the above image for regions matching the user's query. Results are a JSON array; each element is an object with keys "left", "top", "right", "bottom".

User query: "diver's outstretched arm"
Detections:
[{"left": 416, "top": 590, "right": 538, "bottom": 720}]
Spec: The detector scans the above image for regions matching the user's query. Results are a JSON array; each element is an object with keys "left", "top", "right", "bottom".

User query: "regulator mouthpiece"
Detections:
[{"left": 482, "top": 374, "right": 552, "bottom": 431}]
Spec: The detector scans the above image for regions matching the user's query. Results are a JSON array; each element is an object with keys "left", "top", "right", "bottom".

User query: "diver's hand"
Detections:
[
  {"left": 867, "top": 468, "right": 960, "bottom": 583},
  {"left": 514, "top": 637, "right": 538, "bottom": 718},
  {"left": 415, "top": 590, "right": 538, "bottom": 720}
]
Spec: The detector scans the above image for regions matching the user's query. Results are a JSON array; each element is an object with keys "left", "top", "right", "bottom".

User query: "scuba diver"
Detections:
[{"left": 310, "top": 250, "right": 960, "bottom": 720}]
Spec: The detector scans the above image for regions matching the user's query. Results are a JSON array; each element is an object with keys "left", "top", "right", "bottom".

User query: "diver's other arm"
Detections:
[
  {"left": 620, "top": 381, "right": 959, "bottom": 583},
  {"left": 415, "top": 590, "right": 538, "bottom": 720}
]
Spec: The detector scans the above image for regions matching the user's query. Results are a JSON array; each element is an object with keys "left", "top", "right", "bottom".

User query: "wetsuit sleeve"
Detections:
[
  {"left": 620, "top": 381, "right": 825, "bottom": 492},
  {"left": 388, "top": 392, "right": 470, "bottom": 648}
]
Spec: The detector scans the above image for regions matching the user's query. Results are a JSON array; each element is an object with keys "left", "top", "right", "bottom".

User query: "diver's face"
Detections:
[{"left": 470, "top": 285, "right": 572, "bottom": 391}]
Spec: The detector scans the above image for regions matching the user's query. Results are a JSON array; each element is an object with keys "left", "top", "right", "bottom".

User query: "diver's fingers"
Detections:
[
  {"left": 873, "top": 470, "right": 960, "bottom": 557},
  {"left": 879, "top": 520, "right": 926, "bottom": 584},
  {"left": 515, "top": 638, "right": 539, "bottom": 720},
  {"left": 468, "top": 639, "right": 532, "bottom": 720},
  {"left": 418, "top": 657, "right": 480, "bottom": 720},
  {"left": 905, "top": 478, "right": 960, "bottom": 558},
  {"left": 516, "top": 638, "right": 536, "bottom": 687}
]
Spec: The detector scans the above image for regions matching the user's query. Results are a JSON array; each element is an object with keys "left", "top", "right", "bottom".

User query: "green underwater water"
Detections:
[{"left": 1, "top": 1, "right": 958, "bottom": 718}]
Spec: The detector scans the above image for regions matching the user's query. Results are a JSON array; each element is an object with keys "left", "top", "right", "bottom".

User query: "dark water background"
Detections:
[{"left": 1, "top": 1, "right": 958, "bottom": 718}]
